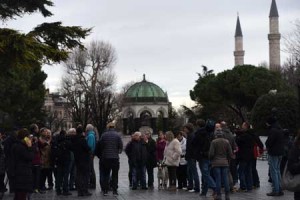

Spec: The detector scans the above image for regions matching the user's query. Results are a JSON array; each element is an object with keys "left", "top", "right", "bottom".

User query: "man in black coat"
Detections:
[
  {"left": 265, "top": 117, "right": 285, "bottom": 196},
  {"left": 71, "top": 126, "right": 92, "bottom": 197},
  {"left": 193, "top": 119, "right": 216, "bottom": 196},
  {"left": 125, "top": 132, "right": 147, "bottom": 190},
  {"left": 236, "top": 122, "right": 255, "bottom": 192},
  {"left": 98, "top": 122, "right": 123, "bottom": 196},
  {"left": 142, "top": 130, "right": 156, "bottom": 189}
]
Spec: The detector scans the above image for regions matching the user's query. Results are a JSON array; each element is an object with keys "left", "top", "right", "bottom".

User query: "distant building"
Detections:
[
  {"left": 121, "top": 74, "right": 170, "bottom": 135},
  {"left": 234, "top": 0, "right": 281, "bottom": 71},
  {"left": 44, "top": 89, "right": 73, "bottom": 132}
]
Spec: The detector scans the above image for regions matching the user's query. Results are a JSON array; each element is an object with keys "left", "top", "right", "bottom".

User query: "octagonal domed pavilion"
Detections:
[{"left": 122, "top": 74, "right": 169, "bottom": 135}]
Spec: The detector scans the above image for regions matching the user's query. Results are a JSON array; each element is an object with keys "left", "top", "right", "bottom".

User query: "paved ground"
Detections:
[{"left": 1, "top": 136, "right": 294, "bottom": 200}]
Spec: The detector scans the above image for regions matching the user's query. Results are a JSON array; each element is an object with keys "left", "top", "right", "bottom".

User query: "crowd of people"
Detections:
[
  {"left": 0, "top": 117, "right": 299, "bottom": 200},
  {"left": 124, "top": 118, "right": 299, "bottom": 200},
  {"left": 0, "top": 122, "right": 122, "bottom": 200}
]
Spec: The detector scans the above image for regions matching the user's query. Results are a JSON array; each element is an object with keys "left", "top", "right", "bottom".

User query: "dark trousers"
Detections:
[
  {"left": 88, "top": 155, "right": 96, "bottom": 188},
  {"left": 168, "top": 166, "right": 177, "bottom": 186},
  {"left": 251, "top": 159, "right": 260, "bottom": 187},
  {"left": 0, "top": 173, "right": 5, "bottom": 191},
  {"left": 176, "top": 164, "right": 187, "bottom": 188},
  {"left": 132, "top": 165, "right": 146, "bottom": 188},
  {"left": 102, "top": 158, "right": 120, "bottom": 191},
  {"left": 32, "top": 165, "right": 41, "bottom": 190},
  {"left": 238, "top": 160, "right": 253, "bottom": 191},
  {"left": 128, "top": 160, "right": 133, "bottom": 187},
  {"left": 14, "top": 191, "right": 27, "bottom": 200},
  {"left": 56, "top": 162, "right": 71, "bottom": 193},
  {"left": 76, "top": 168, "right": 89, "bottom": 195},
  {"left": 295, "top": 192, "right": 300, "bottom": 200},
  {"left": 69, "top": 161, "right": 76, "bottom": 189},
  {"left": 146, "top": 165, "right": 154, "bottom": 187},
  {"left": 230, "top": 159, "right": 238, "bottom": 185},
  {"left": 40, "top": 168, "right": 53, "bottom": 189}
]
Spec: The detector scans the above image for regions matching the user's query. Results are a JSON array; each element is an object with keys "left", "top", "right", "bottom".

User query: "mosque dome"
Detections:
[{"left": 124, "top": 75, "right": 168, "bottom": 103}]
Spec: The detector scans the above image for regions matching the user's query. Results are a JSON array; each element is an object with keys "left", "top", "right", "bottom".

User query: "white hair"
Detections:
[{"left": 86, "top": 124, "right": 94, "bottom": 132}]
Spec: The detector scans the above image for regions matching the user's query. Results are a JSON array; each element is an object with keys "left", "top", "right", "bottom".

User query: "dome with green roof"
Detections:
[{"left": 124, "top": 75, "right": 168, "bottom": 103}]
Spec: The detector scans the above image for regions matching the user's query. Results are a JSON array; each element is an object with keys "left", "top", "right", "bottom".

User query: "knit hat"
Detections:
[
  {"left": 266, "top": 116, "right": 277, "bottom": 125},
  {"left": 215, "top": 129, "right": 224, "bottom": 137},
  {"left": 107, "top": 122, "right": 115, "bottom": 129}
]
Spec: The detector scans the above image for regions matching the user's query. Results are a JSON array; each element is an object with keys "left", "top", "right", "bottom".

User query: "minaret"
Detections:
[
  {"left": 234, "top": 14, "right": 245, "bottom": 66},
  {"left": 268, "top": 0, "right": 281, "bottom": 71}
]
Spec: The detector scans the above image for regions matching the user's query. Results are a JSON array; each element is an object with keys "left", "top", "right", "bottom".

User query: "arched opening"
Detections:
[
  {"left": 127, "top": 111, "right": 135, "bottom": 135},
  {"left": 140, "top": 110, "right": 152, "bottom": 127},
  {"left": 156, "top": 110, "right": 164, "bottom": 132}
]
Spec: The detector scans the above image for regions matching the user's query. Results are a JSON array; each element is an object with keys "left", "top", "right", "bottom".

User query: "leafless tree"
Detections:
[
  {"left": 282, "top": 20, "right": 300, "bottom": 91},
  {"left": 61, "top": 40, "right": 117, "bottom": 135},
  {"left": 284, "top": 20, "right": 300, "bottom": 62}
]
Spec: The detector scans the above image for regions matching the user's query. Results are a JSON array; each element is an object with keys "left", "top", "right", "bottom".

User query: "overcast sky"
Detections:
[{"left": 4, "top": 0, "right": 300, "bottom": 108}]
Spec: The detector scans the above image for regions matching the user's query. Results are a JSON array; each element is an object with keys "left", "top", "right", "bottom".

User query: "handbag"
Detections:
[{"left": 281, "top": 162, "right": 300, "bottom": 192}]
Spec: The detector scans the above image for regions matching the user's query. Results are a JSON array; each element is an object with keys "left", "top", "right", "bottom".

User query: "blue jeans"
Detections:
[
  {"left": 213, "top": 167, "right": 230, "bottom": 195},
  {"left": 132, "top": 165, "right": 146, "bottom": 188},
  {"left": 238, "top": 160, "right": 253, "bottom": 191},
  {"left": 187, "top": 159, "right": 200, "bottom": 191},
  {"left": 268, "top": 155, "right": 282, "bottom": 193},
  {"left": 199, "top": 159, "right": 216, "bottom": 194}
]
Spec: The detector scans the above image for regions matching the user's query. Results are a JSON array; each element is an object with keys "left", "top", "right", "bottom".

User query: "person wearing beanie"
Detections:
[
  {"left": 209, "top": 124, "right": 233, "bottom": 200},
  {"left": 70, "top": 125, "right": 92, "bottom": 197},
  {"left": 265, "top": 115, "right": 285, "bottom": 196}
]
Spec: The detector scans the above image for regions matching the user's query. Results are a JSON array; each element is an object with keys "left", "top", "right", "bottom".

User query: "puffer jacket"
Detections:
[{"left": 164, "top": 139, "right": 182, "bottom": 167}]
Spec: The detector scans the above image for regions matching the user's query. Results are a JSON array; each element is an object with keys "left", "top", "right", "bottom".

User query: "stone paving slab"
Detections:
[{"left": 1, "top": 136, "right": 294, "bottom": 200}]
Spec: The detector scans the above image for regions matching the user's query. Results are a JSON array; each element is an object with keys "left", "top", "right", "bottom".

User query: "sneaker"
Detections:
[
  {"left": 62, "top": 192, "right": 72, "bottom": 196},
  {"left": 188, "top": 189, "right": 195, "bottom": 193},
  {"left": 237, "top": 188, "right": 247, "bottom": 192},
  {"left": 39, "top": 189, "right": 46, "bottom": 194},
  {"left": 103, "top": 190, "right": 108, "bottom": 196},
  {"left": 83, "top": 192, "right": 92, "bottom": 196},
  {"left": 113, "top": 190, "right": 119, "bottom": 196},
  {"left": 267, "top": 191, "right": 281, "bottom": 196}
]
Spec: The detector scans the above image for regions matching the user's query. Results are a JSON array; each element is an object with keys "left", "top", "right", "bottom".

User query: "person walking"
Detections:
[
  {"left": 209, "top": 128, "right": 233, "bottom": 200},
  {"left": 265, "top": 116, "right": 285, "bottom": 196},
  {"left": 98, "top": 122, "right": 123, "bottom": 196}
]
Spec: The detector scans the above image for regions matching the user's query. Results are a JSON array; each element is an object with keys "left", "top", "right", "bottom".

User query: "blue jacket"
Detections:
[{"left": 86, "top": 131, "right": 96, "bottom": 154}]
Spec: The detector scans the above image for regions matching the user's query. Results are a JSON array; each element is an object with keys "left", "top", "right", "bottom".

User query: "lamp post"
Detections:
[{"left": 75, "top": 84, "right": 83, "bottom": 125}]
